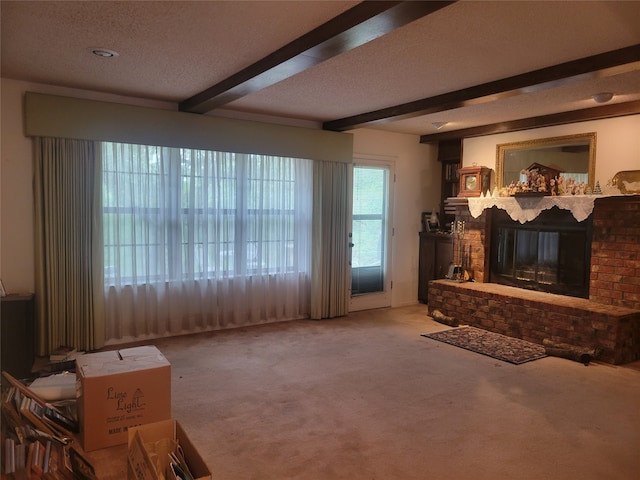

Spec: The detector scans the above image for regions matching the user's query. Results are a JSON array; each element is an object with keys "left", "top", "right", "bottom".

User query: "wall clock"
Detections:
[{"left": 458, "top": 166, "right": 491, "bottom": 197}]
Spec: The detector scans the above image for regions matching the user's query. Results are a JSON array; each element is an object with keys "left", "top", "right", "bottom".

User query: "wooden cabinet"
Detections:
[
  {"left": 1, "top": 294, "right": 35, "bottom": 378},
  {"left": 418, "top": 232, "right": 453, "bottom": 303},
  {"left": 438, "top": 139, "right": 462, "bottom": 231}
]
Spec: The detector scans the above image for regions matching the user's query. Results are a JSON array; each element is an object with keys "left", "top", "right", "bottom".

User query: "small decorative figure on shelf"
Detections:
[
  {"left": 594, "top": 181, "right": 602, "bottom": 194},
  {"left": 500, "top": 168, "right": 549, "bottom": 197}
]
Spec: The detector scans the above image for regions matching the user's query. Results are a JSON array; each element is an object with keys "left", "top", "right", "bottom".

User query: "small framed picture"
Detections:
[
  {"left": 421, "top": 212, "right": 429, "bottom": 232},
  {"left": 421, "top": 211, "right": 440, "bottom": 232}
]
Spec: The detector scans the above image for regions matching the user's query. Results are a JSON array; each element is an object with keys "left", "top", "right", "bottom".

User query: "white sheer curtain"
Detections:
[{"left": 102, "top": 142, "right": 312, "bottom": 343}]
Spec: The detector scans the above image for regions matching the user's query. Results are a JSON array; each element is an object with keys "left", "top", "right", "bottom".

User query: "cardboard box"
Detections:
[
  {"left": 76, "top": 346, "right": 171, "bottom": 451},
  {"left": 127, "top": 419, "right": 212, "bottom": 480}
]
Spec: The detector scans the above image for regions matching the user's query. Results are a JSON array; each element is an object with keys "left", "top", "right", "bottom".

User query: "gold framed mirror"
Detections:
[{"left": 496, "top": 132, "right": 596, "bottom": 189}]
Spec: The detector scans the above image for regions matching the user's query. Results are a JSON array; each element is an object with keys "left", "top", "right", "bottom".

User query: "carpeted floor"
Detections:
[
  {"left": 84, "top": 304, "right": 640, "bottom": 480},
  {"left": 421, "top": 326, "right": 548, "bottom": 364}
]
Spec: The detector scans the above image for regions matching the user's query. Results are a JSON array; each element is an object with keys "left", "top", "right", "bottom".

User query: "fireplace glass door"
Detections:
[{"left": 491, "top": 207, "right": 591, "bottom": 298}]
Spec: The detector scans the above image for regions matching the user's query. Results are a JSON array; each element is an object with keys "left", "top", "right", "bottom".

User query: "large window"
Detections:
[{"left": 102, "top": 142, "right": 312, "bottom": 287}]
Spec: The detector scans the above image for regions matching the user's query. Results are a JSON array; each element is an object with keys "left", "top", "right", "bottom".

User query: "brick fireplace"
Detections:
[{"left": 428, "top": 195, "right": 640, "bottom": 364}]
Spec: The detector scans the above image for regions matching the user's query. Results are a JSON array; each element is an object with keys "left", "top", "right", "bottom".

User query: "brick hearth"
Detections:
[
  {"left": 428, "top": 280, "right": 640, "bottom": 364},
  {"left": 428, "top": 195, "right": 640, "bottom": 364}
]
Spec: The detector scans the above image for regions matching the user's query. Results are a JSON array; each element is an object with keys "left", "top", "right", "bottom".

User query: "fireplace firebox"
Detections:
[{"left": 490, "top": 206, "right": 592, "bottom": 298}]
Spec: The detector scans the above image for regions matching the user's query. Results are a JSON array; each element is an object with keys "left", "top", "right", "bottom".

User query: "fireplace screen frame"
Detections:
[{"left": 489, "top": 206, "right": 592, "bottom": 298}]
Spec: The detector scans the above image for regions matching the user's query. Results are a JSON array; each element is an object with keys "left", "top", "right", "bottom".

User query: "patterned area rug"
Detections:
[{"left": 421, "top": 326, "right": 547, "bottom": 364}]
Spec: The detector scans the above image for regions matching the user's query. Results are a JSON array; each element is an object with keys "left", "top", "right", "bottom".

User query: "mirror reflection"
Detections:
[{"left": 496, "top": 133, "right": 596, "bottom": 189}]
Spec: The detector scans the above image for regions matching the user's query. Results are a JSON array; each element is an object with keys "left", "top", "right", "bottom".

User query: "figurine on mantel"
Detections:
[
  {"left": 552, "top": 176, "right": 588, "bottom": 195},
  {"left": 521, "top": 168, "right": 548, "bottom": 193},
  {"left": 594, "top": 181, "right": 602, "bottom": 194},
  {"left": 602, "top": 177, "right": 620, "bottom": 195},
  {"left": 498, "top": 168, "right": 549, "bottom": 196},
  {"left": 498, "top": 173, "right": 596, "bottom": 197}
]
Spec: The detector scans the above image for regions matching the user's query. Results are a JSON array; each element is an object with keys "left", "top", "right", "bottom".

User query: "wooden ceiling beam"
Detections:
[
  {"left": 323, "top": 44, "right": 640, "bottom": 132},
  {"left": 418, "top": 100, "right": 640, "bottom": 143},
  {"left": 179, "top": 1, "right": 455, "bottom": 114}
]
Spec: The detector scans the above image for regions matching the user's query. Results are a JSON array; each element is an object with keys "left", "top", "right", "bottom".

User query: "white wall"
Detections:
[
  {"left": 1, "top": 78, "right": 440, "bottom": 307},
  {"left": 463, "top": 116, "right": 640, "bottom": 185},
  {"left": 1, "top": 80, "right": 34, "bottom": 294},
  {"left": 0, "top": 79, "right": 174, "bottom": 295}
]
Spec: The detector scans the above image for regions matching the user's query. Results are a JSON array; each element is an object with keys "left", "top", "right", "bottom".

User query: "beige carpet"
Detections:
[{"left": 87, "top": 304, "right": 640, "bottom": 480}]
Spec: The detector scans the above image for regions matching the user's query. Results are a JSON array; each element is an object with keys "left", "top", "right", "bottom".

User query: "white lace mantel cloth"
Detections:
[{"left": 467, "top": 195, "right": 611, "bottom": 223}]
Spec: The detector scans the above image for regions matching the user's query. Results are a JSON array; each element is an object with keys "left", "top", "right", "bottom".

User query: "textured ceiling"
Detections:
[{"left": 2, "top": 1, "right": 640, "bottom": 137}]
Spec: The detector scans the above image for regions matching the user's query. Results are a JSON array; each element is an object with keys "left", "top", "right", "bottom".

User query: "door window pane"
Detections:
[{"left": 351, "top": 166, "right": 388, "bottom": 295}]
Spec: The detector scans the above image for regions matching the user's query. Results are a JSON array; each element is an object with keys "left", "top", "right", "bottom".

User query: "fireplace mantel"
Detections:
[{"left": 467, "top": 194, "right": 623, "bottom": 223}]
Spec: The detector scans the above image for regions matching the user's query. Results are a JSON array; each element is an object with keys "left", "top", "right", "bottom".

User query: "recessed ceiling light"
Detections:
[
  {"left": 89, "top": 48, "right": 119, "bottom": 58},
  {"left": 432, "top": 121, "right": 448, "bottom": 130},
  {"left": 591, "top": 92, "right": 614, "bottom": 104}
]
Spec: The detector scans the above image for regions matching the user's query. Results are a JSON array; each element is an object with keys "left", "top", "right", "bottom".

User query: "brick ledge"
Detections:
[{"left": 427, "top": 280, "right": 640, "bottom": 364}]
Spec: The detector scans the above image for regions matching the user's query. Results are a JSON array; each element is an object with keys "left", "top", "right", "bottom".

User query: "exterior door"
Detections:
[{"left": 349, "top": 161, "right": 393, "bottom": 311}]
